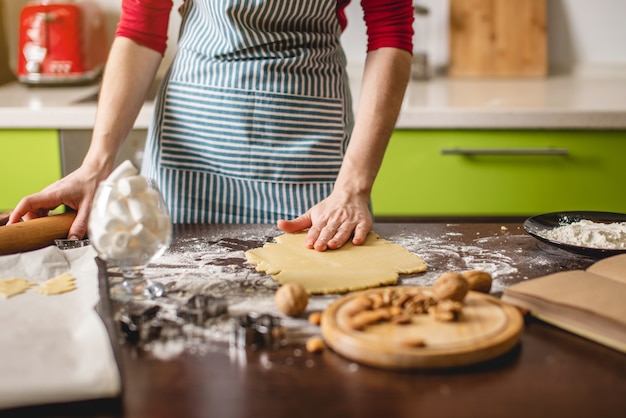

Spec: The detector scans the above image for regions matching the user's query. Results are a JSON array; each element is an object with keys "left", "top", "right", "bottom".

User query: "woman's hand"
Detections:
[
  {"left": 277, "top": 189, "right": 373, "bottom": 251},
  {"left": 7, "top": 165, "right": 103, "bottom": 239},
  {"left": 279, "top": 47, "right": 411, "bottom": 252}
]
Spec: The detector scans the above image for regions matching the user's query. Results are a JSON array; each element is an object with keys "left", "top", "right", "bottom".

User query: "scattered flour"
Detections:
[
  {"left": 542, "top": 220, "right": 626, "bottom": 249},
  {"left": 118, "top": 225, "right": 583, "bottom": 360}
]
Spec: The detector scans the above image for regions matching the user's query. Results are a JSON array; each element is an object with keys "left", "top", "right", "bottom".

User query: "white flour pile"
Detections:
[{"left": 542, "top": 220, "right": 626, "bottom": 249}]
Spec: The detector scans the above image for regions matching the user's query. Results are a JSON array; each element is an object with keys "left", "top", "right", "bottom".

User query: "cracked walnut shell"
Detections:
[
  {"left": 462, "top": 270, "right": 493, "bottom": 293},
  {"left": 432, "top": 272, "right": 469, "bottom": 302}
]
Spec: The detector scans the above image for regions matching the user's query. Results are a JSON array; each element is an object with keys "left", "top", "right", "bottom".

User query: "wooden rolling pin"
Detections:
[
  {"left": 0, "top": 212, "right": 77, "bottom": 255},
  {"left": 0, "top": 211, "right": 10, "bottom": 226}
]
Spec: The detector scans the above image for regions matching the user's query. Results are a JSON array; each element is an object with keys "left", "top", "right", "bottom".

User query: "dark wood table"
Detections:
[{"left": 5, "top": 223, "right": 626, "bottom": 418}]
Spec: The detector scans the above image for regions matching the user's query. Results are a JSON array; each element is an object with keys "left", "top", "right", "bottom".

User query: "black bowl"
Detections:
[{"left": 523, "top": 211, "right": 626, "bottom": 258}]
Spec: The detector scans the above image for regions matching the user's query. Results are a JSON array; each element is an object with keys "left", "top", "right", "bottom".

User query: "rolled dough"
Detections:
[
  {"left": 245, "top": 232, "right": 427, "bottom": 294},
  {"left": 34, "top": 272, "right": 77, "bottom": 295},
  {"left": 0, "top": 278, "right": 36, "bottom": 299}
]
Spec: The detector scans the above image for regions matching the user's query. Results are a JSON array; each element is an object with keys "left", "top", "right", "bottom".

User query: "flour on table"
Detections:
[
  {"left": 119, "top": 225, "right": 582, "bottom": 360},
  {"left": 542, "top": 220, "right": 626, "bottom": 249}
]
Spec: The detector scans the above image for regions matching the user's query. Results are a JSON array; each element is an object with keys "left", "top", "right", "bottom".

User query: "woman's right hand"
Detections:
[{"left": 7, "top": 165, "right": 105, "bottom": 240}]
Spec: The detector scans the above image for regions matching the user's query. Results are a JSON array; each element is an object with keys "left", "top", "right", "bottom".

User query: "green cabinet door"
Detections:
[
  {"left": 372, "top": 130, "right": 626, "bottom": 217},
  {"left": 0, "top": 130, "right": 61, "bottom": 211}
]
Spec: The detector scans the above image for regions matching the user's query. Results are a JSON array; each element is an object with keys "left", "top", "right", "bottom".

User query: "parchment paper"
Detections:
[{"left": 0, "top": 245, "right": 121, "bottom": 410}]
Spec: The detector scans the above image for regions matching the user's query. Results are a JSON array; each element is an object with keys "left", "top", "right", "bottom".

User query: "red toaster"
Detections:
[{"left": 17, "top": 0, "right": 109, "bottom": 85}]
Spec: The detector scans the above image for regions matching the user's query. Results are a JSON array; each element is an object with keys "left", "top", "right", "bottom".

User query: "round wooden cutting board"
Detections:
[{"left": 321, "top": 286, "right": 524, "bottom": 370}]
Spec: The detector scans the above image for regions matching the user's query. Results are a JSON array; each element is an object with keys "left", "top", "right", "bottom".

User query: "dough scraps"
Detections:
[
  {"left": 0, "top": 278, "right": 36, "bottom": 299},
  {"left": 245, "top": 232, "right": 427, "bottom": 294},
  {"left": 34, "top": 272, "right": 77, "bottom": 295}
]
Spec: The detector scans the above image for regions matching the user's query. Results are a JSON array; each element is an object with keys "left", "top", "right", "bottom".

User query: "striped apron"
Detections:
[{"left": 142, "top": 0, "right": 354, "bottom": 224}]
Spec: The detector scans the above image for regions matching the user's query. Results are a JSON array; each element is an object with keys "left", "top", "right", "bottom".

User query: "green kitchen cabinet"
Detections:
[
  {"left": 0, "top": 129, "right": 62, "bottom": 211},
  {"left": 371, "top": 130, "right": 626, "bottom": 217}
]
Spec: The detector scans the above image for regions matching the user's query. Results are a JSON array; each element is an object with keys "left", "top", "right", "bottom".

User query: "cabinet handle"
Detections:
[{"left": 441, "top": 148, "right": 569, "bottom": 156}]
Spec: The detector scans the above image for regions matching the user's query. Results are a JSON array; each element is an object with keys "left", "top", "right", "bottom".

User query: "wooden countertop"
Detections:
[{"left": 4, "top": 222, "right": 626, "bottom": 418}]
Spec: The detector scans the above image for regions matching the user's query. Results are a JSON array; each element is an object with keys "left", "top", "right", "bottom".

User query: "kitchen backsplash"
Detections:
[{"left": 1, "top": 0, "right": 625, "bottom": 78}]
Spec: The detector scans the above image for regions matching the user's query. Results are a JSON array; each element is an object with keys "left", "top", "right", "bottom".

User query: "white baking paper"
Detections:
[{"left": 0, "top": 245, "right": 121, "bottom": 410}]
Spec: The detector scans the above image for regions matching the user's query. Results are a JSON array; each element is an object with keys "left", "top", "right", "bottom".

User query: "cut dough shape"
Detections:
[
  {"left": 245, "top": 232, "right": 427, "bottom": 294},
  {"left": 0, "top": 278, "right": 36, "bottom": 299},
  {"left": 34, "top": 272, "right": 77, "bottom": 295}
]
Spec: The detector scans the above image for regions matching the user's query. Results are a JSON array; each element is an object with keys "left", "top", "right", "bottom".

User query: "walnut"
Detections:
[
  {"left": 462, "top": 270, "right": 493, "bottom": 293},
  {"left": 274, "top": 282, "right": 309, "bottom": 316},
  {"left": 432, "top": 272, "right": 469, "bottom": 302}
]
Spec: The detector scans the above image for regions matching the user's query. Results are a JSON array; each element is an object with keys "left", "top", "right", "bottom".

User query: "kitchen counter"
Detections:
[
  {"left": 0, "top": 81, "right": 155, "bottom": 129},
  {"left": 396, "top": 71, "right": 626, "bottom": 129},
  {"left": 1, "top": 69, "right": 626, "bottom": 129},
  {"left": 3, "top": 222, "right": 625, "bottom": 418}
]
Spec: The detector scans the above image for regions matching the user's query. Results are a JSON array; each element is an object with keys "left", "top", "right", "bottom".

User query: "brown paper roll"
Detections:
[{"left": 0, "top": 212, "right": 77, "bottom": 255}]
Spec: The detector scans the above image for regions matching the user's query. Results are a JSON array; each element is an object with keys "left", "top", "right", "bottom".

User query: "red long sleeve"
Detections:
[
  {"left": 115, "top": 0, "right": 413, "bottom": 56},
  {"left": 115, "top": 0, "right": 173, "bottom": 55},
  {"left": 359, "top": 0, "right": 414, "bottom": 53}
]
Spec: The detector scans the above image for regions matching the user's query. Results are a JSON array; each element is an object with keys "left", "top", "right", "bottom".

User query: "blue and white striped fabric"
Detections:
[{"left": 142, "top": 0, "right": 353, "bottom": 224}]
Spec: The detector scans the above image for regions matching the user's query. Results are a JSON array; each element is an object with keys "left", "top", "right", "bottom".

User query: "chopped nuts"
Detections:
[
  {"left": 349, "top": 308, "right": 393, "bottom": 330},
  {"left": 274, "top": 282, "right": 309, "bottom": 317},
  {"left": 343, "top": 295, "right": 373, "bottom": 316},
  {"left": 462, "top": 270, "right": 493, "bottom": 294},
  {"left": 327, "top": 279, "right": 484, "bottom": 349},
  {"left": 389, "top": 305, "right": 403, "bottom": 316},
  {"left": 341, "top": 284, "right": 467, "bottom": 333},
  {"left": 391, "top": 313, "right": 413, "bottom": 325},
  {"left": 305, "top": 336, "right": 325, "bottom": 353},
  {"left": 403, "top": 292, "right": 437, "bottom": 315},
  {"left": 428, "top": 299, "right": 463, "bottom": 322},
  {"left": 368, "top": 292, "right": 385, "bottom": 309},
  {"left": 432, "top": 272, "right": 469, "bottom": 302}
]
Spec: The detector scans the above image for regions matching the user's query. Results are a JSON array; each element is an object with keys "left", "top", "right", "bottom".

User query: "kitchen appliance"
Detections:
[{"left": 17, "top": 0, "right": 108, "bottom": 85}]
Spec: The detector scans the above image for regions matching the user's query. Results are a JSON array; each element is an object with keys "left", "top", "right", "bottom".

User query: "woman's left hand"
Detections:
[
  {"left": 277, "top": 190, "right": 372, "bottom": 251},
  {"left": 278, "top": 47, "right": 411, "bottom": 252}
]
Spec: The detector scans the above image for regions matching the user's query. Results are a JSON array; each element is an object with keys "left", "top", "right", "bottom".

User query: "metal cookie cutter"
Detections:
[
  {"left": 117, "top": 304, "right": 174, "bottom": 346},
  {"left": 177, "top": 294, "right": 229, "bottom": 326},
  {"left": 55, "top": 238, "right": 90, "bottom": 250},
  {"left": 230, "top": 312, "right": 287, "bottom": 350}
]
